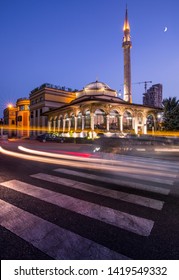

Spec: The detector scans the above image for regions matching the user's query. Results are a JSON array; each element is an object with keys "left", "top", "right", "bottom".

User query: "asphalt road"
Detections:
[{"left": 0, "top": 139, "right": 179, "bottom": 260}]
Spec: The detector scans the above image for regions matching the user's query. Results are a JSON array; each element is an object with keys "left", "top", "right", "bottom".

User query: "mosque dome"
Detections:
[
  {"left": 76, "top": 80, "right": 117, "bottom": 98},
  {"left": 84, "top": 80, "right": 111, "bottom": 90}
]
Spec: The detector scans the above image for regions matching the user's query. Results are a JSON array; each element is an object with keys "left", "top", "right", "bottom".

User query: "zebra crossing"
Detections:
[{"left": 0, "top": 156, "right": 178, "bottom": 259}]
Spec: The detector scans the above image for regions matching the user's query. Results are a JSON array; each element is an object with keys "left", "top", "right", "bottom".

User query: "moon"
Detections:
[{"left": 164, "top": 27, "right": 168, "bottom": 32}]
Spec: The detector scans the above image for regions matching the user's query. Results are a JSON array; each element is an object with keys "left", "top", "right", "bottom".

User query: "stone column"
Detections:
[
  {"left": 143, "top": 117, "right": 147, "bottom": 134},
  {"left": 53, "top": 120, "right": 56, "bottom": 132},
  {"left": 37, "top": 109, "right": 40, "bottom": 130},
  {"left": 82, "top": 115, "right": 85, "bottom": 130},
  {"left": 68, "top": 118, "right": 71, "bottom": 131},
  {"left": 57, "top": 119, "right": 61, "bottom": 132},
  {"left": 63, "top": 118, "right": 66, "bottom": 132},
  {"left": 106, "top": 115, "right": 110, "bottom": 131},
  {"left": 48, "top": 120, "right": 51, "bottom": 132},
  {"left": 120, "top": 115, "right": 123, "bottom": 132},
  {"left": 134, "top": 117, "right": 138, "bottom": 134},
  {"left": 132, "top": 117, "right": 135, "bottom": 130},
  {"left": 74, "top": 116, "right": 77, "bottom": 131}
]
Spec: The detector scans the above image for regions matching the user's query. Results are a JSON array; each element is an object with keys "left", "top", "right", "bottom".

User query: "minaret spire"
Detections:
[
  {"left": 122, "top": 6, "right": 132, "bottom": 103},
  {"left": 123, "top": 5, "right": 130, "bottom": 31}
]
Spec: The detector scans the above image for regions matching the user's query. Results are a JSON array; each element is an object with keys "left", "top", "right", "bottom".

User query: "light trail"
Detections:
[
  {"left": 18, "top": 145, "right": 100, "bottom": 162},
  {"left": 0, "top": 145, "right": 175, "bottom": 192},
  {"left": 0, "top": 145, "right": 122, "bottom": 172},
  {"left": 0, "top": 146, "right": 177, "bottom": 182},
  {"left": 17, "top": 146, "right": 177, "bottom": 179}
]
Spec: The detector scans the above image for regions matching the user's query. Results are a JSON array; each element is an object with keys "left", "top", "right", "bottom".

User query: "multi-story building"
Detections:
[
  {"left": 3, "top": 104, "right": 17, "bottom": 137},
  {"left": 3, "top": 98, "right": 30, "bottom": 137},
  {"left": 143, "top": 84, "right": 163, "bottom": 108},
  {"left": 3, "top": 105, "right": 17, "bottom": 126},
  {"left": 16, "top": 98, "right": 30, "bottom": 137},
  {"left": 29, "top": 83, "right": 76, "bottom": 135}
]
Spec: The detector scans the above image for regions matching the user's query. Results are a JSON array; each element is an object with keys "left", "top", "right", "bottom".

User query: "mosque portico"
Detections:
[{"left": 45, "top": 81, "right": 159, "bottom": 136}]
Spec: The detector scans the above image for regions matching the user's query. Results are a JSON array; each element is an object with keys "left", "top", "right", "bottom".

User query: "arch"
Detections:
[
  {"left": 146, "top": 114, "right": 155, "bottom": 131},
  {"left": 71, "top": 113, "right": 75, "bottom": 130},
  {"left": 109, "top": 109, "right": 120, "bottom": 130},
  {"left": 137, "top": 112, "right": 144, "bottom": 125},
  {"left": 123, "top": 110, "right": 133, "bottom": 130},
  {"left": 77, "top": 111, "right": 82, "bottom": 130},
  {"left": 94, "top": 108, "right": 106, "bottom": 130},
  {"left": 84, "top": 109, "right": 91, "bottom": 129}
]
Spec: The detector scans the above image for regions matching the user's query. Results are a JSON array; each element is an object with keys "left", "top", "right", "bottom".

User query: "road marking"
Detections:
[
  {"left": 0, "top": 199, "right": 129, "bottom": 260},
  {"left": 32, "top": 172, "right": 164, "bottom": 210},
  {"left": 54, "top": 168, "right": 170, "bottom": 195},
  {"left": 0, "top": 180, "right": 154, "bottom": 236}
]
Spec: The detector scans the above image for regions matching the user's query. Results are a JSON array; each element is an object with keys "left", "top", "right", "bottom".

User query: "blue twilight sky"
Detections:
[{"left": 0, "top": 0, "right": 179, "bottom": 117}]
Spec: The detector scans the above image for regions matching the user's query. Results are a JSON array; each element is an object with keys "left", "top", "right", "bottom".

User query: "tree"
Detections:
[{"left": 162, "top": 97, "right": 179, "bottom": 131}]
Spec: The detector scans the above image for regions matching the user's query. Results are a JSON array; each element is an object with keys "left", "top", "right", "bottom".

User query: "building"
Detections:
[
  {"left": 16, "top": 98, "right": 30, "bottom": 137},
  {"left": 143, "top": 84, "right": 163, "bottom": 108},
  {"left": 3, "top": 105, "right": 17, "bottom": 126},
  {"left": 29, "top": 83, "right": 76, "bottom": 135},
  {"left": 44, "top": 80, "right": 161, "bottom": 136},
  {"left": 3, "top": 98, "right": 30, "bottom": 137}
]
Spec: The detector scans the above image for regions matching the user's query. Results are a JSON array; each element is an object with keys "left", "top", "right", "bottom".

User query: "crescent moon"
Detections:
[{"left": 164, "top": 27, "right": 168, "bottom": 32}]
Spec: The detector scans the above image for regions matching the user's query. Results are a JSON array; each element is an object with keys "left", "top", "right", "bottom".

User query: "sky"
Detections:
[{"left": 0, "top": 0, "right": 179, "bottom": 117}]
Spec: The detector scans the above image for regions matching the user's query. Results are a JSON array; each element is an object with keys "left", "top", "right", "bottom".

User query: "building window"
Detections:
[
  {"left": 17, "top": 116, "right": 22, "bottom": 121},
  {"left": 20, "top": 105, "right": 25, "bottom": 111}
]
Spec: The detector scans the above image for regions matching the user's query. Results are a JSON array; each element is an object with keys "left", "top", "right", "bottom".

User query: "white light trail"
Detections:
[{"left": 0, "top": 145, "right": 122, "bottom": 172}]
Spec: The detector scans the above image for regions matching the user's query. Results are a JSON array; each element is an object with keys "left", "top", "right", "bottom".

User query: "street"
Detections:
[{"left": 0, "top": 139, "right": 179, "bottom": 260}]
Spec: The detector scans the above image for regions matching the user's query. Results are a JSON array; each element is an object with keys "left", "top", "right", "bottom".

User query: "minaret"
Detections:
[{"left": 122, "top": 7, "right": 132, "bottom": 103}]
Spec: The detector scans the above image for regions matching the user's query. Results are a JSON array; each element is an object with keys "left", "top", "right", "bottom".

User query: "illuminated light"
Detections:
[
  {"left": 8, "top": 104, "right": 13, "bottom": 108},
  {"left": 93, "top": 147, "right": 100, "bottom": 152}
]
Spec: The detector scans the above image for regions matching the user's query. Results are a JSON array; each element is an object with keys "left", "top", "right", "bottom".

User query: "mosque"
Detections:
[{"left": 42, "top": 8, "right": 161, "bottom": 137}]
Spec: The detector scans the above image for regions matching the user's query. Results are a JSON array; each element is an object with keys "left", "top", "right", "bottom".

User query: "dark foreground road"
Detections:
[{"left": 0, "top": 139, "right": 179, "bottom": 259}]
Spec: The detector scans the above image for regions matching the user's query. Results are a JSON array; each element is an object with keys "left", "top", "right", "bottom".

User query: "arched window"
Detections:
[
  {"left": 94, "top": 109, "right": 106, "bottom": 130},
  {"left": 109, "top": 110, "right": 120, "bottom": 130},
  {"left": 147, "top": 114, "right": 154, "bottom": 130},
  {"left": 71, "top": 114, "right": 75, "bottom": 129},
  {"left": 77, "top": 112, "right": 82, "bottom": 129},
  {"left": 84, "top": 110, "right": 91, "bottom": 129},
  {"left": 123, "top": 111, "right": 132, "bottom": 130}
]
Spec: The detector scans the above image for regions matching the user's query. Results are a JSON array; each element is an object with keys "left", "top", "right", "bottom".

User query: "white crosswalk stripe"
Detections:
[
  {"left": 54, "top": 168, "right": 171, "bottom": 195},
  {"left": 31, "top": 172, "right": 164, "bottom": 210},
  {"left": 0, "top": 179, "right": 154, "bottom": 236},
  {"left": 0, "top": 199, "right": 129, "bottom": 260}
]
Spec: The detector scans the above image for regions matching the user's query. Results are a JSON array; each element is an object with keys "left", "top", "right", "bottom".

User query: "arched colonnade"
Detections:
[{"left": 47, "top": 104, "right": 157, "bottom": 135}]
